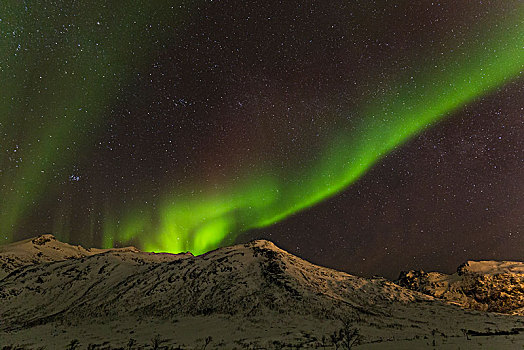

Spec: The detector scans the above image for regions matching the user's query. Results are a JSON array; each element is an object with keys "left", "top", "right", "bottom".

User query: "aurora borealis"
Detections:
[{"left": 1, "top": 1, "right": 523, "bottom": 277}]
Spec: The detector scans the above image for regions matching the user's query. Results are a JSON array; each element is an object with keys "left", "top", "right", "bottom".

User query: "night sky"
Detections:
[{"left": 1, "top": 1, "right": 522, "bottom": 278}]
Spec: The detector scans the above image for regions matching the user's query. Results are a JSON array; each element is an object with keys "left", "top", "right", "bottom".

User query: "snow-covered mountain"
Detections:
[
  {"left": 1, "top": 235, "right": 523, "bottom": 349},
  {"left": 0, "top": 234, "right": 190, "bottom": 280},
  {"left": 397, "top": 260, "right": 524, "bottom": 315}
]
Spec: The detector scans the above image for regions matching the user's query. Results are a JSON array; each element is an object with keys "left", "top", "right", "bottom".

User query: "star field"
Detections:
[{"left": 1, "top": 0, "right": 522, "bottom": 278}]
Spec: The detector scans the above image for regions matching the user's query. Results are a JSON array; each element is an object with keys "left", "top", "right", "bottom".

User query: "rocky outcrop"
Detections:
[{"left": 397, "top": 261, "right": 524, "bottom": 315}]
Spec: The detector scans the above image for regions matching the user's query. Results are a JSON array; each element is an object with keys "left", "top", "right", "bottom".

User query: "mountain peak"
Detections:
[
  {"left": 31, "top": 233, "right": 57, "bottom": 245},
  {"left": 244, "top": 238, "right": 283, "bottom": 251}
]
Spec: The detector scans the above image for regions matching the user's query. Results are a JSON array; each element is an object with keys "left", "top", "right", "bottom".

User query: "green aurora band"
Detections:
[
  {"left": 1, "top": 3, "right": 523, "bottom": 254},
  {"left": 109, "top": 9, "right": 523, "bottom": 254},
  {"left": 0, "top": 1, "right": 186, "bottom": 242}
]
